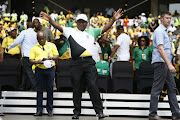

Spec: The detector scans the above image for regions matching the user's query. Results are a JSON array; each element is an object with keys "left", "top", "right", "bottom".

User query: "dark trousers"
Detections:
[
  {"left": 71, "top": 57, "right": 103, "bottom": 115},
  {"left": 19, "top": 57, "right": 36, "bottom": 90},
  {"left": 35, "top": 67, "right": 55, "bottom": 112},
  {"left": 149, "top": 62, "right": 180, "bottom": 117},
  {"left": 4, "top": 53, "right": 20, "bottom": 60}
]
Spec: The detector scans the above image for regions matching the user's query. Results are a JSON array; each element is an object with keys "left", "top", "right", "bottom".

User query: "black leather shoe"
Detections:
[
  {"left": 97, "top": 112, "right": 105, "bottom": 119},
  {"left": 148, "top": 116, "right": 164, "bottom": 120},
  {"left": 48, "top": 111, "right": 53, "bottom": 117},
  {"left": 0, "top": 113, "right": 5, "bottom": 116},
  {"left": 172, "top": 116, "right": 180, "bottom": 120},
  {"left": 34, "top": 112, "right": 42, "bottom": 116},
  {"left": 72, "top": 114, "right": 79, "bottom": 119}
]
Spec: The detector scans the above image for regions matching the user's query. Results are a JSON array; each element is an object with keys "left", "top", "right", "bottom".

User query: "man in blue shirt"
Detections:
[
  {"left": 7, "top": 22, "right": 38, "bottom": 91},
  {"left": 149, "top": 11, "right": 180, "bottom": 120}
]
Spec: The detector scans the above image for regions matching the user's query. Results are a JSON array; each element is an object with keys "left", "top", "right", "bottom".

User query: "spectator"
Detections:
[
  {"left": 132, "top": 36, "right": 152, "bottom": 92},
  {"left": 7, "top": 22, "right": 37, "bottom": 91},
  {"left": 58, "top": 11, "right": 65, "bottom": 20},
  {"left": 18, "top": 20, "right": 25, "bottom": 32},
  {"left": 66, "top": 10, "right": 73, "bottom": 21},
  {"left": 108, "top": 25, "right": 131, "bottom": 62},
  {"left": 11, "top": 10, "right": 18, "bottom": 23},
  {"left": 168, "top": 24, "right": 177, "bottom": 33},
  {"left": 123, "top": 15, "right": 129, "bottom": 28},
  {"left": 30, "top": 31, "right": 59, "bottom": 117},
  {"left": 133, "top": 16, "right": 139, "bottom": 28},
  {"left": 149, "top": 18, "right": 157, "bottom": 32},
  {"left": 91, "top": 41, "right": 103, "bottom": 62},
  {"left": 174, "top": 16, "right": 179, "bottom": 27},
  {"left": 50, "top": 10, "right": 58, "bottom": 21},
  {"left": 1, "top": 27, "right": 20, "bottom": 62},
  {"left": 147, "top": 14, "right": 153, "bottom": 24},
  {"left": 141, "top": 13, "right": 147, "bottom": 24},
  {"left": 20, "top": 11, "right": 28, "bottom": 23},
  {"left": 3, "top": 10, "right": 10, "bottom": 23},
  {"left": 66, "top": 17, "right": 75, "bottom": 28},
  {"left": 0, "top": 1, "right": 7, "bottom": 16},
  {"left": 99, "top": 30, "right": 112, "bottom": 61}
]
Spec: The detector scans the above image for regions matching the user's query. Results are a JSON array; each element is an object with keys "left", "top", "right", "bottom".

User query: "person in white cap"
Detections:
[
  {"left": 1, "top": 27, "right": 20, "bottom": 62},
  {"left": 141, "top": 13, "right": 147, "bottom": 24},
  {"left": 40, "top": 8, "right": 123, "bottom": 119}
]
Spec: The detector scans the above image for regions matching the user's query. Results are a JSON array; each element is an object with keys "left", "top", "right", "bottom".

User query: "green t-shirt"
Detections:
[
  {"left": 95, "top": 60, "right": 109, "bottom": 75},
  {"left": 99, "top": 42, "right": 112, "bottom": 61},
  {"left": 133, "top": 46, "right": 152, "bottom": 69},
  {"left": 66, "top": 21, "right": 75, "bottom": 28}
]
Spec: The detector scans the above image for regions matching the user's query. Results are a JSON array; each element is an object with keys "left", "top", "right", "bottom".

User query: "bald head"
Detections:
[
  {"left": 37, "top": 31, "right": 46, "bottom": 45},
  {"left": 27, "top": 22, "right": 34, "bottom": 28}
]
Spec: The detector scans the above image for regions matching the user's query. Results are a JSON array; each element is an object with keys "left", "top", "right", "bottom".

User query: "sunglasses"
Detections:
[{"left": 140, "top": 40, "right": 145, "bottom": 42}]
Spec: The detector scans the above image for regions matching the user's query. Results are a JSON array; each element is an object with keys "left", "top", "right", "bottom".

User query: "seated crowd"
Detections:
[{"left": 0, "top": 9, "right": 180, "bottom": 93}]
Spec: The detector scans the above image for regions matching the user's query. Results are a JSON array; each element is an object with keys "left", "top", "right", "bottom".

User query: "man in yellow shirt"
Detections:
[
  {"left": 1, "top": 27, "right": 20, "bottom": 62},
  {"left": 30, "top": 31, "right": 59, "bottom": 116}
]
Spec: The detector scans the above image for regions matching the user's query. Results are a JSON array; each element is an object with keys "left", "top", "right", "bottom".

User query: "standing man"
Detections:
[
  {"left": 108, "top": 25, "right": 131, "bottom": 63},
  {"left": 33, "top": 18, "right": 57, "bottom": 91},
  {"left": 33, "top": 18, "right": 54, "bottom": 42},
  {"left": 40, "top": 9, "right": 123, "bottom": 119},
  {"left": 30, "top": 31, "right": 59, "bottom": 116},
  {"left": 149, "top": 11, "right": 180, "bottom": 120},
  {"left": 7, "top": 22, "right": 37, "bottom": 91}
]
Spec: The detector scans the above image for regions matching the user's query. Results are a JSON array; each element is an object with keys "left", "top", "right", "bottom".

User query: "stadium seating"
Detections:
[
  {"left": 111, "top": 61, "right": 133, "bottom": 93},
  {"left": 0, "top": 58, "right": 21, "bottom": 90},
  {"left": 138, "top": 61, "right": 154, "bottom": 93},
  {"left": 56, "top": 59, "right": 73, "bottom": 91}
]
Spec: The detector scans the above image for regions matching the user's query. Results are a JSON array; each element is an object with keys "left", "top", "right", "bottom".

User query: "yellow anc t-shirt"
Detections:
[
  {"left": 29, "top": 41, "right": 59, "bottom": 69},
  {"left": 2, "top": 36, "right": 21, "bottom": 55}
]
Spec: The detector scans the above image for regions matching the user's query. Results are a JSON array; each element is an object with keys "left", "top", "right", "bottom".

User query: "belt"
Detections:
[{"left": 72, "top": 56, "right": 92, "bottom": 60}]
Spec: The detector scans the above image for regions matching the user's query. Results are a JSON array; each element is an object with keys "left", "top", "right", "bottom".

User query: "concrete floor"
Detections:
[{"left": 0, "top": 115, "right": 172, "bottom": 120}]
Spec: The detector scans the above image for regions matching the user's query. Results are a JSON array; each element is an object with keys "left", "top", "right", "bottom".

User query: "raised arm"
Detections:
[
  {"left": 39, "top": 11, "right": 63, "bottom": 33},
  {"left": 102, "top": 9, "right": 123, "bottom": 34}
]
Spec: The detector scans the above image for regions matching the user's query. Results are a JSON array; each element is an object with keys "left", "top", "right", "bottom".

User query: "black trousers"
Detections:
[
  {"left": 71, "top": 57, "right": 103, "bottom": 115},
  {"left": 19, "top": 57, "right": 36, "bottom": 90},
  {"left": 149, "top": 62, "right": 180, "bottom": 117},
  {"left": 35, "top": 67, "right": 54, "bottom": 112}
]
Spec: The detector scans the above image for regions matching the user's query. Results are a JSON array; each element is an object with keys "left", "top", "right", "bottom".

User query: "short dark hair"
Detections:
[
  {"left": 160, "top": 11, "right": 171, "bottom": 18},
  {"left": 116, "top": 25, "right": 124, "bottom": 31}
]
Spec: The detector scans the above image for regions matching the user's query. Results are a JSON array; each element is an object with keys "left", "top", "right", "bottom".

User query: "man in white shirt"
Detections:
[
  {"left": 108, "top": 25, "right": 131, "bottom": 62},
  {"left": 7, "top": 22, "right": 38, "bottom": 91},
  {"left": 40, "top": 8, "right": 123, "bottom": 119},
  {"left": 168, "top": 24, "right": 177, "bottom": 33},
  {"left": 92, "top": 42, "right": 103, "bottom": 62}
]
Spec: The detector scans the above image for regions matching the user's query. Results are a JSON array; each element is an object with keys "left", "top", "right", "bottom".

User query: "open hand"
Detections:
[
  {"left": 112, "top": 9, "right": 124, "bottom": 21},
  {"left": 39, "top": 11, "right": 51, "bottom": 21}
]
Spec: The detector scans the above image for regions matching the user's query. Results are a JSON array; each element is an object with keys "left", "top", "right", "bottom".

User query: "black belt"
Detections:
[{"left": 72, "top": 56, "right": 92, "bottom": 60}]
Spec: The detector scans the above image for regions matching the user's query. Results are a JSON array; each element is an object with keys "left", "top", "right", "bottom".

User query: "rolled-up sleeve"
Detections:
[{"left": 155, "top": 30, "right": 164, "bottom": 46}]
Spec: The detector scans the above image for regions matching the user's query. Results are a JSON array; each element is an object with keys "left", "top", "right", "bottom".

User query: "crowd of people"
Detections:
[{"left": 0, "top": 4, "right": 180, "bottom": 119}]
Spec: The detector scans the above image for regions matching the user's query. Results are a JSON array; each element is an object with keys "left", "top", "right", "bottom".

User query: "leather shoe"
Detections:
[
  {"left": 149, "top": 116, "right": 164, "bottom": 120},
  {"left": 48, "top": 111, "right": 53, "bottom": 117},
  {"left": 172, "top": 116, "right": 180, "bottom": 120},
  {"left": 97, "top": 112, "right": 105, "bottom": 119},
  {"left": 34, "top": 112, "right": 42, "bottom": 116},
  {"left": 0, "top": 113, "right": 5, "bottom": 116},
  {"left": 72, "top": 114, "right": 79, "bottom": 119}
]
